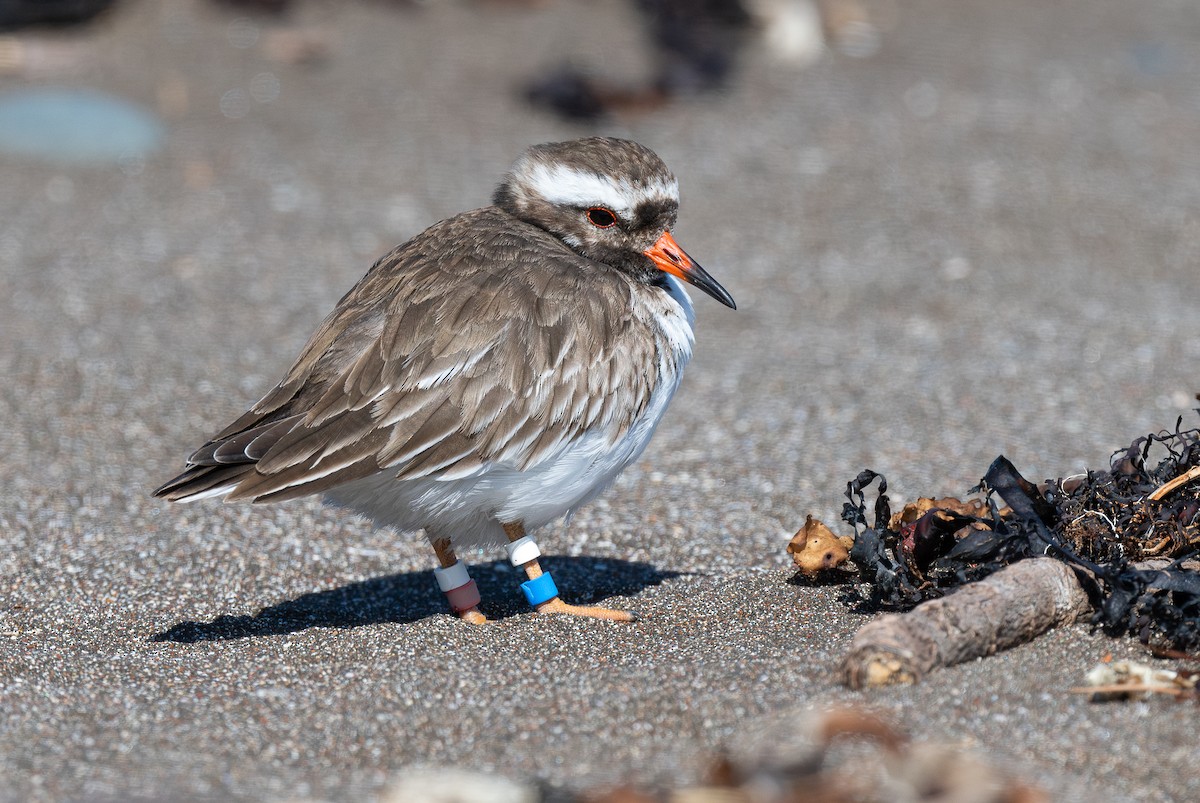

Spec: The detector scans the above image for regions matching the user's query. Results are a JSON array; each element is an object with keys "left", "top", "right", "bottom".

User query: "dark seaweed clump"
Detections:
[{"left": 841, "top": 416, "right": 1200, "bottom": 652}]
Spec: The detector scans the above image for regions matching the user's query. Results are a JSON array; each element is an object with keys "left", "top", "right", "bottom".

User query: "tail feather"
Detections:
[
  {"left": 153, "top": 463, "right": 253, "bottom": 502},
  {"left": 156, "top": 413, "right": 306, "bottom": 503},
  {"left": 188, "top": 415, "right": 302, "bottom": 465}
]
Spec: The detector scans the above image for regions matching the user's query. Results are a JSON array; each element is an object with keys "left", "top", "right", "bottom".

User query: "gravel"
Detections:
[{"left": 3, "top": 0, "right": 1199, "bottom": 800}]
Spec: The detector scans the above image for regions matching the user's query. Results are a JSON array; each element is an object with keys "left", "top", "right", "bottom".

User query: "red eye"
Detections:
[{"left": 586, "top": 207, "right": 617, "bottom": 228}]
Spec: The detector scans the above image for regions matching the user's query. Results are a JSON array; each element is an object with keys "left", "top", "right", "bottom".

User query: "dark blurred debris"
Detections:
[
  {"left": 262, "top": 26, "right": 334, "bottom": 64},
  {"left": 819, "top": 0, "right": 883, "bottom": 58},
  {"left": 524, "top": 0, "right": 891, "bottom": 120},
  {"left": 525, "top": 66, "right": 669, "bottom": 121},
  {"left": 0, "top": 0, "right": 114, "bottom": 30},
  {"left": 210, "top": 0, "right": 293, "bottom": 11},
  {"left": 525, "top": 0, "right": 753, "bottom": 120},
  {"left": 209, "top": 0, "right": 422, "bottom": 16},
  {"left": 639, "top": 0, "right": 753, "bottom": 93},
  {"left": 583, "top": 707, "right": 1046, "bottom": 802},
  {"left": 380, "top": 708, "right": 1047, "bottom": 800},
  {"left": 525, "top": 0, "right": 752, "bottom": 120},
  {"left": 806, "top": 413, "right": 1200, "bottom": 683}
]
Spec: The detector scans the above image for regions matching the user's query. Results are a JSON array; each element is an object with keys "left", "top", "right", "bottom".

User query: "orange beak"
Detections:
[{"left": 643, "top": 231, "right": 736, "bottom": 309}]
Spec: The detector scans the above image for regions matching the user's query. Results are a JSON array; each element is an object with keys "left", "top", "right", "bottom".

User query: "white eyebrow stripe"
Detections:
[{"left": 524, "top": 163, "right": 678, "bottom": 222}]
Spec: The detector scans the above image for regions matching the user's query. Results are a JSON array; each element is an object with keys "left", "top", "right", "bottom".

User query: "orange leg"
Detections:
[
  {"left": 432, "top": 538, "right": 488, "bottom": 624},
  {"left": 502, "top": 522, "right": 636, "bottom": 622}
]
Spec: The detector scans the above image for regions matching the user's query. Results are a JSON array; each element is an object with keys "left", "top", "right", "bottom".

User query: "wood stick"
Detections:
[
  {"left": 841, "top": 558, "right": 1092, "bottom": 688},
  {"left": 1147, "top": 464, "right": 1200, "bottom": 502}
]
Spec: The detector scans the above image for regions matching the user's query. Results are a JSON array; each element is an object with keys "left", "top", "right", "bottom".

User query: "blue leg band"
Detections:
[{"left": 521, "top": 572, "right": 559, "bottom": 607}]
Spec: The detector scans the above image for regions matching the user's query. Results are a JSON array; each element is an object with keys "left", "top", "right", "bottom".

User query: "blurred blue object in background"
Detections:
[{"left": 0, "top": 87, "right": 165, "bottom": 164}]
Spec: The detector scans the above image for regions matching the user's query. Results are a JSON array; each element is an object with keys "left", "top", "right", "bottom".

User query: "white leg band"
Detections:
[
  {"left": 433, "top": 560, "right": 471, "bottom": 592},
  {"left": 506, "top": 535, "right": 542, "bottom": 567}
]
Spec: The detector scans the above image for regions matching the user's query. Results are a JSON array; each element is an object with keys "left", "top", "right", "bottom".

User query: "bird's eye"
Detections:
[{"left": 586, "top": 207, "right": 617, "bottom": 228}]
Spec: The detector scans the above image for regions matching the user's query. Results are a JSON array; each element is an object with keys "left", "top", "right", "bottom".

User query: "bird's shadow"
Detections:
[{"left": 150, "top": 556, "right": 681, "bottom": 644}]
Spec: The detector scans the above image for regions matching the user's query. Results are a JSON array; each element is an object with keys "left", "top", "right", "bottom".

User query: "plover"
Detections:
[{"left": 155, "top": 137, "right": 736, "bottom": 623}]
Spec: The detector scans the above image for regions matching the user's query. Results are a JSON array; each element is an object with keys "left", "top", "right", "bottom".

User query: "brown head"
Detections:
[{"left": 493, "top": 136, "right": 735, "bottom": 309}]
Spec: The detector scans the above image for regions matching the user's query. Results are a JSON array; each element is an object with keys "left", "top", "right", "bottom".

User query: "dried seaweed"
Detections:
[{"left": 840, "top": 417, "right": 1200, "bottom": 651}]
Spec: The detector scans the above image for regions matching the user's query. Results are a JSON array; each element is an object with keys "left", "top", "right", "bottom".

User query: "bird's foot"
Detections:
[
  {"left": 533, "top": 597, "right": 637, "bottom": 622},
  {"left": 500, "top": 526, "right": 636, "bottom": 622}
]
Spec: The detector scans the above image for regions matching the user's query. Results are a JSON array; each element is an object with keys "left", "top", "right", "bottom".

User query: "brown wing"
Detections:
[{"left": 154, "top": 207, "right": 662, "bottom": 503}]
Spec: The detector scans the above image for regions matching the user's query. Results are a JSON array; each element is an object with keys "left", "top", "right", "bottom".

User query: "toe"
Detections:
[{"left": 534, "top": 598, "right": 636, "bottom": 622}]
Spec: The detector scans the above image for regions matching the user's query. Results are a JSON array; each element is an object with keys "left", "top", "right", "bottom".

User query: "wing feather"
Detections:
[{"left": 154, "top": 207, "right": 662, "bottom": 504}]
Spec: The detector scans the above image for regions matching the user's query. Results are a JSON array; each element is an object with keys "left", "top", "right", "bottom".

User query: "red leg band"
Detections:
[{"left": 445, "top": 580, "right": 481, "bottom": 613}]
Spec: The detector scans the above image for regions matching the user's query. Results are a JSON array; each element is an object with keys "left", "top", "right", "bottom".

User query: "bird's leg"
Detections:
[
  {"left": 502, "top": 522, "right": 636, "bottom": 622},
  {"left": 432, "top": 538, "right": 487, "bottom": 624}
]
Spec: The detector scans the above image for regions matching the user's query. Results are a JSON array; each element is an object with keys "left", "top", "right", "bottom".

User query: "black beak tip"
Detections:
[
  {"left": 703, "top": 282, "right": 737, "bottom": 310},
  {"left": 687, "top": 265, "right": 736, "bottom": 311}
]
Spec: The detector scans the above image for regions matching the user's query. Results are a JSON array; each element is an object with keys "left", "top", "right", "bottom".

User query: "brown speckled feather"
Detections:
[{"left": 155, "top": 207, "right": 666, "bottom": 503}]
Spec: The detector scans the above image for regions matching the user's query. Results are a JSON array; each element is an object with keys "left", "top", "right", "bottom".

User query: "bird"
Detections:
[{"left": 154, "top": 136, "right": 736, "bottom": 624}]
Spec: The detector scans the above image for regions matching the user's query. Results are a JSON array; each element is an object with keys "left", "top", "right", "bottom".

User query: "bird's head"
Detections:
[{"left": 494, "top": 137, "right": 736, "bottom": 309}]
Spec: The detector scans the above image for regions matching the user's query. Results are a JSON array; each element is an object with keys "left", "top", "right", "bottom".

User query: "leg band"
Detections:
[
  {"left": 521, "top": 572, "right": 559, "bottom": 607},
  {"left": 506, "top": 535, "right": 541, "bottom": 566},
  {"left": 445, "top": 580, "right": 481, "bottom": 613},
  {"left": 433, "top": 560, "right": 471, "bottom": 592}
]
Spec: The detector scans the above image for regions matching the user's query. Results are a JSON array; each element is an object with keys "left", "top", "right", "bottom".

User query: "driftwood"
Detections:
[{"left": 842, "top": 558, "right": 1092, "bottom": 689}]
